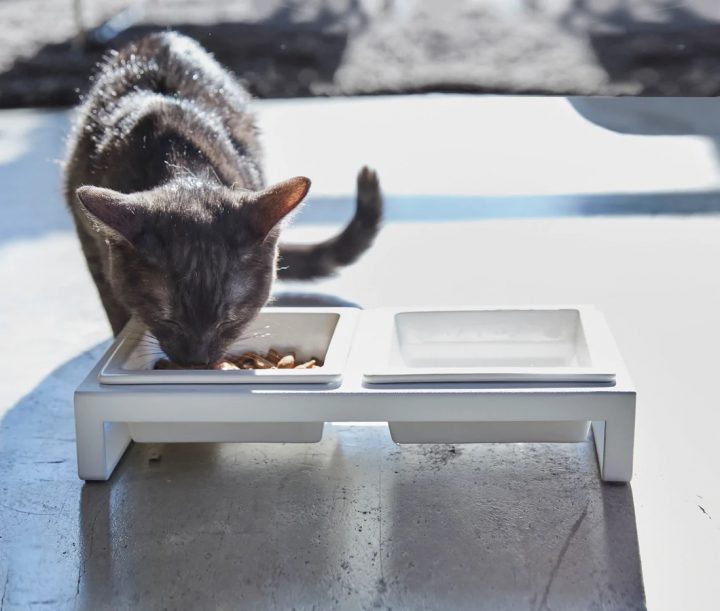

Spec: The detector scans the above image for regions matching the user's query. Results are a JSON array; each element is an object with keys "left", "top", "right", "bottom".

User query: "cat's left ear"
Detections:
[
  {"left": 75, "top": 186, "right": 144, "bottom": 244},
  {"left": 243, "top": 177, "right": 311, "bottom": 239}
]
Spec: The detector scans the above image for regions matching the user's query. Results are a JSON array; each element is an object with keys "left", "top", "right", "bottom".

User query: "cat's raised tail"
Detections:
[{"left": 277, "top": 166, "right": 383, "bottom": 280}]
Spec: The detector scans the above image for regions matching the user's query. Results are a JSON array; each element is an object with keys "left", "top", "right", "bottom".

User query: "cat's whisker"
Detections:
[
  {"left": 131, "top": 345, "right": 164, "bottom": 355},
  {"left": 123, "top": 332, "right": 146, "bottom": 339},
  {"left": 132, "top": 343, "right": 161, "bottom": 353},
  {"left": 138, "top": 356, "right": 164, "bottom": 370},
  {"left": 133, "top": 351, "right": 165, "bottom": 363},
  {"left": 133, "top": 350, "right": 167, "bottom": 360},
  {"left": 135, "top": 341, "right": 162, "bottom": 350},
  {"left": 125, "top": 333, "right": 158, "bottom": 343},
  {"left": 133, "top": 344, "right": 163, "bottom": 352},
  {"left": 127, "top": 333, "right": 160, "bottom": 344},
  {"left": 234, "top": 329, "right": 272, "bottom": 343}
]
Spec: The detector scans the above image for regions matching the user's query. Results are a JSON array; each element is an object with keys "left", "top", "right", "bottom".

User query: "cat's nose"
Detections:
[
  {"left": 183, "top": 346, "right": 219, "bottom": 367},
  {"left": 178, "top": 353, "right": 212, "bottom": 368},
  {"left": 162, "top": 337, "right": 220, "bottom": 368}
]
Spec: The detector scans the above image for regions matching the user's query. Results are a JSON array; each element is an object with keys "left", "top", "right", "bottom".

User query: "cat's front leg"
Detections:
[{"left": 72, "top": 213, "right": 131, "bottom": 335}]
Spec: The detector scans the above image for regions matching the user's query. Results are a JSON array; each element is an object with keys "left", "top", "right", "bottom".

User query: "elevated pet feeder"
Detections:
[{"left": 74, "top": 306, "right": 635, "bottom": 482}]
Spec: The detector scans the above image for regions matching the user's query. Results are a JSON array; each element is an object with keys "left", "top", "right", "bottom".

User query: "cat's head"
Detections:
[{"left": 76, "top": 177, "right": 310, "bottom": 366}]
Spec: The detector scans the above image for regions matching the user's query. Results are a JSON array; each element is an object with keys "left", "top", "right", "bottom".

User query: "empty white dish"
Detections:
[{"left": 362, "top": 306, "right": 616, "bottom": 384}]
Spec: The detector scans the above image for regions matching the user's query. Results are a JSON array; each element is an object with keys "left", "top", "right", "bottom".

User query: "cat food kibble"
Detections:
[
  {"left": 153, "top": 350, "right": 322, "bottom": 371},
  {"left": 294, "top": 359, "right": 318, "bottom": 369},
  {"left": 276, "top": 354, "right": 295, "bottom": 368},
  {"left": 214, "top": 361, "right": 240, "bottom": 371},
  {"left": 236, "top": 352, "right": 275, "bottom": 369}
]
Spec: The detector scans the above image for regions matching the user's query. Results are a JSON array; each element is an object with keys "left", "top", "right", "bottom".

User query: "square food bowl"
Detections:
[
  {"left": 360, "top": 306, "right": 618, "bottom": 444},
  {"left": 97, "top": 307, "right": 359, "bottom": 444},
  {"left": 99, "top": 307, "right": 359, "bottom": 385},
  {"left": 363, "top": 307, "right": 616, "bottom": 385}
]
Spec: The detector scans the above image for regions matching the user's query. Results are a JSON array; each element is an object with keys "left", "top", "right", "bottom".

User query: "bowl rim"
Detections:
[
  {"left": 361, "top": 305, "right": 618, "bottom": 385},
  {"left": 97, "top": 307, "right": 360, "bottom": 385}
]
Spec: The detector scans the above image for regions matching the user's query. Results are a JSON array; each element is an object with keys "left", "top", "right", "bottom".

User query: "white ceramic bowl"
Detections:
[
  {"left": 99, "top": 307, "right": 359, "bottom": 385},
  {"left": 362, "top": 307, "right": 616, "bottom": 384},
  {"left": 358, "top": 306, "right": 616, "bottom": 444}
]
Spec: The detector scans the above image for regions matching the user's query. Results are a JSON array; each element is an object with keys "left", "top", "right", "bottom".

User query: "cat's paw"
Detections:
[{"left": 356, "top": 166, "right": 383, "bottom": 225}]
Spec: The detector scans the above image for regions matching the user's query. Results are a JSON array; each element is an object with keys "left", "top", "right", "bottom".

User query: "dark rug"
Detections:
[{"left": 2, "top": 0, "right": 720, "bottom": 108}]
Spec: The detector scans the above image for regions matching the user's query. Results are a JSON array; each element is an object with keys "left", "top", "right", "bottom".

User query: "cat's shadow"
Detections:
[
  {"left": 1, "top": 343, "right": 645, "bottom": 609},
  {"left": 270, "top": 291, "right": 360, "bottom": 308}
]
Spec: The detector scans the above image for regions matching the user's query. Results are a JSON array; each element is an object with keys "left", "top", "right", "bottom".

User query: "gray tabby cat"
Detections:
[{"left": 64, "top": 32, "right": 382, "bottom": 367}]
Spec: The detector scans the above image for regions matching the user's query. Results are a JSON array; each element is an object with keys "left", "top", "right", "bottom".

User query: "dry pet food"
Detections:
[{"left": 154, "top": 349, "right": 322, "bottom": 371}]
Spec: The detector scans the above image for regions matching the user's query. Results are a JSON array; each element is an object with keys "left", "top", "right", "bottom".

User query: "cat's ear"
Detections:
[
  {"left": 243, "top": 177, "right": 310, "bottom": 239},
  {"left": 76, "top": 186, "right": 143, "bottom": 244}
]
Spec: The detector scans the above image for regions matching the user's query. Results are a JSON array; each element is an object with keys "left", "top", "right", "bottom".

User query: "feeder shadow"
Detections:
[
  {"left": 76, "top": 441, "right": 339, "bottom": 610},
  {"left": 290, "top": 190, "right": 720, "bottom": 227},
  {"left": 380, "top": 441, "right": 646, "bottom": 609},
  {"left": 560, "top": 0, "right": 720, "bottom": 95},
  {"left": 0, "top": 342, "right": 345, "bottom": 608},
  {"left": 0, "top": 343, "right": 644, "bottom": 609}
]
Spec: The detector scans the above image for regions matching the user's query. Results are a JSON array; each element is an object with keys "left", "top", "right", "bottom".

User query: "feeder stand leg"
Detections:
[
  {"left": 74, "top": 394, "right": 132, "bottom": 481},
  {"left": 592, "top": 394, "right": 636, "bottom": 483}
]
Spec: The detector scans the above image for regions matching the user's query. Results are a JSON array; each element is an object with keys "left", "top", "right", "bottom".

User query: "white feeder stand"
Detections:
[{"left": 74, "top": 306, "right": 636, "bottom": 482}]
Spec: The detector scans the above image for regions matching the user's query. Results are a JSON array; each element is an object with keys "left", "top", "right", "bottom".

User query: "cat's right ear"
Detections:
[
  {"left": 76, "top": 186, "right": 143, "bottom": 244},
  {"left": 241, "top": 177, "right": 311, "bottom": 240}
]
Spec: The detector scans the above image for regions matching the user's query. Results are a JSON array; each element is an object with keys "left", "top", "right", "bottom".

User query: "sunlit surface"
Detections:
[{"left": 2, "top": 96, "right": 720, "bottom": 610}]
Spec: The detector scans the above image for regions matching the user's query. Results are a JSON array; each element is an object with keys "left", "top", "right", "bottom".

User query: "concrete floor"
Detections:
[{"left": 2, "top": 96, "right": 720, "bottom": 610}]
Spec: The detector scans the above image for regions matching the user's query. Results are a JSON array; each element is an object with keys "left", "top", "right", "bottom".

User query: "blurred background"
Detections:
[{"left": 2, "top": 0, "right": 720, "bottom": 108}]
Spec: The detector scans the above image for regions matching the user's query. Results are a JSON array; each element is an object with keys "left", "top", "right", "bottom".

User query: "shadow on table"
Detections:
[
  {"left": 290, "top": 190, "right": 720, "bottom": 226},
  {"left": 560, "top": 0, "right": 720, "bottom": 95},
  {"left": 0, "top": 344, "right": 645, "bottom": 609},
  {"left": 0, "top": 110, "right": 74, "bottom": 245},
  {"left": 3, "top": 104, "right": 720, "bottom": 250}
]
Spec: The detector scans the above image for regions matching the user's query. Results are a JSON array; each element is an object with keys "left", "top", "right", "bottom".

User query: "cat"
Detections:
[{"left": 63, "top": 32, "right": 382, "bottom": 367}]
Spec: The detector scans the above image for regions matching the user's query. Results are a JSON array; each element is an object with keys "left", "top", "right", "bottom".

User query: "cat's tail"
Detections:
[{"left": 277, "top": 166, "right": 383, "bottom": 280}]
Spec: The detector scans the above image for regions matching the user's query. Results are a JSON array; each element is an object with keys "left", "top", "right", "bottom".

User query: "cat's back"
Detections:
[
  {"left": 65, "top": 32, "right": 261, "bottom": 196},
  {"left": 89, "top": 32, "right": 253, "bottom": 118}
]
